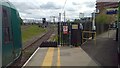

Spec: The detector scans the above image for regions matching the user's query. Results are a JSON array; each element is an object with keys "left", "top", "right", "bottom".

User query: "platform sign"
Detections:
[
  {"left": 72, "top": 25, "right": 78, "bottom": 29},
  {"left": 63, "top": 26, "right": 68, "bottom": 34},
  {"left": 106, "top": 8, "right": 118, "bottom": 14}
]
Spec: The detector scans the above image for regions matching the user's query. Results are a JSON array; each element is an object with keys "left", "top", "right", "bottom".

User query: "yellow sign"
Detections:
[{"left": 72, "top": 25, "right": 78, "bottom": 29}]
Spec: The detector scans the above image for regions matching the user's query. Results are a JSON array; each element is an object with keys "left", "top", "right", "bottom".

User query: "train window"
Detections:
[
  {"left": 4, "top": 28, "right": 10, "bottom": 43},
  {"left": 2, "top": 8, "right": 11, "bottom": 44}
]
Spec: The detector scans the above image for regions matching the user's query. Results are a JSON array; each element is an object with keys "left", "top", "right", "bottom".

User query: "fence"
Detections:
[{"left": 58, "top": 21, "right": 110, "bottom": 46}]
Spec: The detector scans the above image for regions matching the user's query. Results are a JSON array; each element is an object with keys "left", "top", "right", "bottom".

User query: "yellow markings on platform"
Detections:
[
  {"left": 41, "top": 47, "right": 61, "bottom": 68},
  {"left": 42, "top": 48, "right": 54, "bottom": 66},
  {"left": 57, "top": 48, "right": 60, "bottom": 67}
]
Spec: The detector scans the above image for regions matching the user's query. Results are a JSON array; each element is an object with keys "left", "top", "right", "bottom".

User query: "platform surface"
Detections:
[{"left": 23, "top": 46, "right": 98, "bottom": 67}]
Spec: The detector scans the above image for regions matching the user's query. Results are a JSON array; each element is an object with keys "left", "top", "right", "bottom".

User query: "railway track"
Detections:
[
  {"left": 11, "top": 29, "right": 54, "bottom": 67},
  {"left": 22, "top": 29, "right": 53, "bottom": 50}
]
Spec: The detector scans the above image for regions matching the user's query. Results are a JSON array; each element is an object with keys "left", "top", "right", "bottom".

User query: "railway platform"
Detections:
[
  {"left": 22, "top": 30, "right": 118, "bottom": 68},
  {"left": 81, "top": 30, "right": 118, "bottom": 67},
  {"left": 23, "top": 46, "right": 99, "bottom": 67}
]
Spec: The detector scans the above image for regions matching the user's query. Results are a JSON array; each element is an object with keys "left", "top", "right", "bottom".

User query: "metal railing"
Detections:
[{"left": 82, "top": 31, "right": 96, "bottom": 45}]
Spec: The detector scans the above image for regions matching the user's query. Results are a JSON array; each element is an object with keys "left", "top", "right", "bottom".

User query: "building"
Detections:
[
  {"left": 80, "top": 17, "right": 92, "bottom": 23},
  {"left": 96, "top": 2, "right": 118, "bottom": 13}
]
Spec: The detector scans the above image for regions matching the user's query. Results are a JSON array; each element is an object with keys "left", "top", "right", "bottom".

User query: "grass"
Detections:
[
  {"left": 50, "top": 35, "right": 58, "bottom": 41},
  {"left": 21, "top": 25, "right": 47, "bottom": 43}
]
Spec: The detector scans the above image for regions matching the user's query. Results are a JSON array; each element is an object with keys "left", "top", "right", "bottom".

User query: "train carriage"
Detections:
[{"left": 1, "top": 1, "right": 22, "bottom": 67}]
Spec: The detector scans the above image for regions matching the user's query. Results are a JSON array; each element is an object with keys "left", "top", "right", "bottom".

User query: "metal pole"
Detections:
[
  {"left": 118, "top": 1, "right": 120, "bottom": 68},
  {"left": 59, "top": 13, "right": 61, "bottom": 22},
  {"left": 92, "top": 10, "right": 95, "bottom": 30},
  {"left": 53, "top": 16, "right": 55, "bottom": 24},
  {"left": 64, "top": 11, "right": 65, "bottom": 22},
  {"left": 58, "top": 13, "right": 61, "bottom": 45},
  {"left": 92, "top": 10, "right": 96, "bottom": 39},
  {"left": 63, "top": 11, "right": 65, "bottom": 46}
]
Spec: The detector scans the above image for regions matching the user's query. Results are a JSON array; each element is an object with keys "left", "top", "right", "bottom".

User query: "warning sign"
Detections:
[{"left": 63, "top": 26, "right": 68, "bottom": 34}]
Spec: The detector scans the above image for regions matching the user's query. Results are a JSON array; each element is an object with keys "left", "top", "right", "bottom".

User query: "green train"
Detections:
[{"left": 1, "top": 1, "right": 22, "bottom": 67}]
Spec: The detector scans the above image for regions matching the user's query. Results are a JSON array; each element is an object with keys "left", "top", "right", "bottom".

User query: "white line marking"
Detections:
[
  {"left": 89, "top": 37, "right": 92, "bottom": 39},
  {"left": 22, "top": 47, "right": 40, "bottom": 68},
  {"left": 81, "top": 37, "right": 92, "bottom": 45}
]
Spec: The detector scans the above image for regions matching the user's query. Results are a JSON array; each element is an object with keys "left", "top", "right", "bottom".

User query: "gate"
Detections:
[
  {"left": 58, "top": 22, "right": 82, "bottom": 46},
  {"left": 71, "top": 23, "right": 82, "bottom": 46},
  {"left": 61, "top": 22, "right": 70, "bottom": 46}
]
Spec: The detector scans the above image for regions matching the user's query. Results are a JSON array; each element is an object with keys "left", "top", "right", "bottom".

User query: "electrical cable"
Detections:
[{"left": 61, "top": 0, "right": 67, "bottom": 13}]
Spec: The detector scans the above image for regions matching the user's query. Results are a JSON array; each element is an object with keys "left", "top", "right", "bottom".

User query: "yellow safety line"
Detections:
[
  {"left": 42, "top": 48, "right": 54, "bottom": 67},
  {"left": 57, "top": 48, "right": 60, "bottom": 67}
]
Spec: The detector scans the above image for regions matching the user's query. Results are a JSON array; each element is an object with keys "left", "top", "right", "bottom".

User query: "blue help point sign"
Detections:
[{"left": 106, "top": 8, "right": 118, "bottom": 14}]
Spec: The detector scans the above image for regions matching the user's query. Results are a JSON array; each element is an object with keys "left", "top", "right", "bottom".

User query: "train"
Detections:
[{"left": 1, "top": 1, "right": 22, "bottom": 67}]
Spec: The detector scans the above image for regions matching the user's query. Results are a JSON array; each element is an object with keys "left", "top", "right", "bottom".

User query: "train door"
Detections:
[
  {"left": 2, "top": 6, "right": 14, "bottom": 66},
  {"left": 0, "top": 5, "right": 2, "bottom": 68},
  {"left": 10, "top": 8, "right": 22, "bottom": 60}
]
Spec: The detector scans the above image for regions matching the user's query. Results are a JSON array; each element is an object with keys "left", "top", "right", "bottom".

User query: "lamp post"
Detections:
[
  {"left": 92, "top": 10, "right": 96, "bottom": 30},
  {"left": 92, "top": 9, "right": 99, "bottom": 31},
  {"left": 58, "top": 13, "right": 61, "bottom": 45},
  {"left": 91, "top": 10, "right": 96, "bottom": 39},
  {"left": 64, "top": 11, "right": 66, "bottom": 23}
]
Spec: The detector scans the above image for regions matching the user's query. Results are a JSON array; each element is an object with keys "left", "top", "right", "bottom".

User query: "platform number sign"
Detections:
[{"left": 63, "top": 26, "right": 68, "bottom": 34}]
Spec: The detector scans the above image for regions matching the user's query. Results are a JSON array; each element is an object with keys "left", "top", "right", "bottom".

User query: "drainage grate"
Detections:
[{"left": 40, "top": 41, "right": 58, "bottom": 47}]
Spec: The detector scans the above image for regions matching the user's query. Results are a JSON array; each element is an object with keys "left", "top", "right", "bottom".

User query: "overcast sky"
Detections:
[{"left": 9, "top": 0, "right": 96, "bottom": 21}]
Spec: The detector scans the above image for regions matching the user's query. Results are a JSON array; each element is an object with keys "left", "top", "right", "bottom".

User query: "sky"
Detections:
[{"left": 8, "top": 0, "right": 97, "bottom": 21}]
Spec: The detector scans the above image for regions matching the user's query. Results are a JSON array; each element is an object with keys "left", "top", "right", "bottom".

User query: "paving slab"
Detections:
[
  {"left": 25, "top": 48, "right": 48, "bottom": 66},
  {"left": 60, "top": 47, "right": 99, "bottom": 66},
  {"left": 23, "top": 46, "right": 99, "bottom": 67}
]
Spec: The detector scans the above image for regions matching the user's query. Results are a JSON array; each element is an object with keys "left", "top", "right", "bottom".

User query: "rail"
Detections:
[{"left": 11, "top": 29, "right": 54, "bottom": 66}]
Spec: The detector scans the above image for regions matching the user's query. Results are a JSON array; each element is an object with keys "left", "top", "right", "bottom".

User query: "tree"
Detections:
[
  {"left": 96, "top": 9, "right": 116, "bottom": 24},
  {"left": 74, "top": 19, "right": 80, "bottom": 23},
  {"left": 66, "top": 19, "right": 71, "bottom": 23}
]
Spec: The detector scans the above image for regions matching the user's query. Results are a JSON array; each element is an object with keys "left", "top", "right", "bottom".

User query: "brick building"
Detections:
[{"left": 96, "top": 2, "right": 118, "bottom": 13}]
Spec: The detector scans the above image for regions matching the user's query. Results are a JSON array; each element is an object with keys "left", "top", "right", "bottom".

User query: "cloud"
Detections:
[
  {"left": 40, "top": 2, "right": 62, "bottom": 9},
  {"left": 9, "top": 0, "right": 96, "bottom": 21},
  {"left": 83, "top": 10, "right": 94, "bottom": 17},
  {"left": 72, "top": 2, "right": 80, "bottom": 5},
  {"left": 13, "top": 2, "right": 39, "bottom": 10},
  {"left": 11, "top": 2, "right": 41, "bottom": 14},
  {"left": 83, "top": 2, "right": 95, "bottom": 8},
  {"left": 66, "top": 7, "right": 76, "bottom": 12}
]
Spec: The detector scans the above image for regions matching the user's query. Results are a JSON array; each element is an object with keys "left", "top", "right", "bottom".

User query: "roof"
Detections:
[{"left": 0, "top": 0, "right": 17, "bottom": 10}]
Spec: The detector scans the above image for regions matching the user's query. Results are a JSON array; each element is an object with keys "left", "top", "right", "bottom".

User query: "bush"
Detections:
[{"left": 96, "top": 13, "right": 110, "bottom": 24}]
